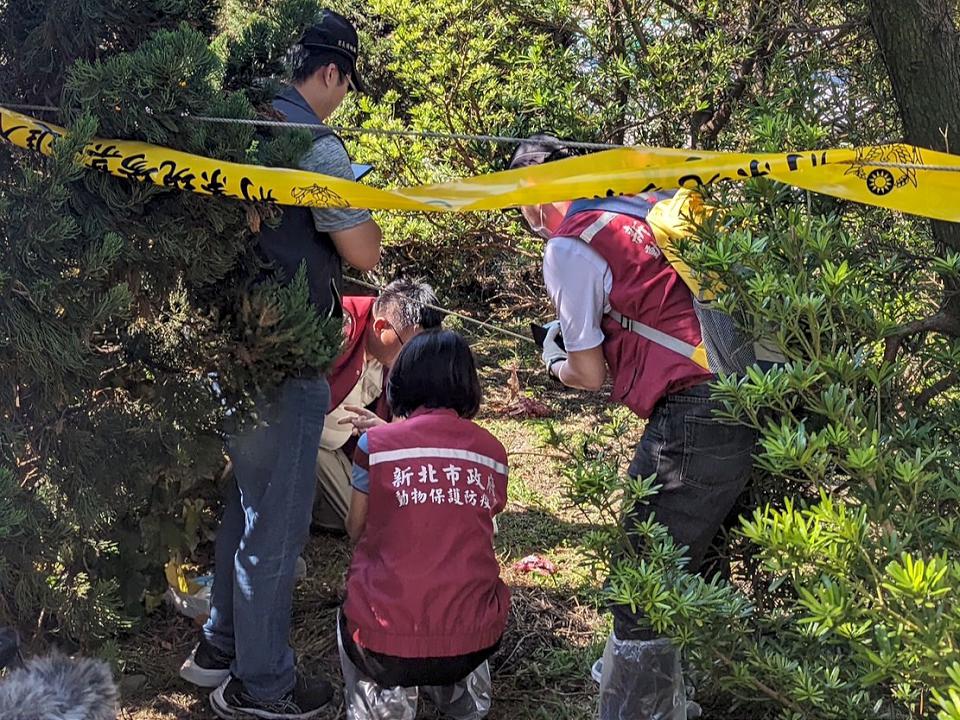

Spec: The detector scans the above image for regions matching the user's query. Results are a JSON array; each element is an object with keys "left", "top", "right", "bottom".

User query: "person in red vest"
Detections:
[
  {"left": 337, "top": 330, "right": 509, "bottom": 720},
  {"left": 510, "top": 135, "right": 757, "bottom": 719},
  {"left": 314, "top": 279, "right": 443, "bottom": 533}
]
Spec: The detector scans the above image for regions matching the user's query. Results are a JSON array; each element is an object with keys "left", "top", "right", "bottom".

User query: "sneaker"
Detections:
[
  {"left": 294, "top": 556, "right": 307, "bottom": 580},
  {"left": 179, "top": 636, "right": 233, "bottom": 688},
  {"left": 210, "top": 672, "right": 336, "bottom": 720}
]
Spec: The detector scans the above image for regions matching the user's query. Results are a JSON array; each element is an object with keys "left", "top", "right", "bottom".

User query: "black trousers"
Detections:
[
  {"left": 612, "top": 382, "right": 758, "bottom": 640},
  {"left": 338, "top": 608, "right": 501, "bottom": 687}
]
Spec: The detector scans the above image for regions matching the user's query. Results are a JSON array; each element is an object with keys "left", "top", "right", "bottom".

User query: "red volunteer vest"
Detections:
[
  {"left": 554, "top": 209, "right": 712, "bottom": 418},
  {"left": 343, "top": 408, "right": 510, "bottom": 658},
  {"left": 327, "top": 295, "right": 378, "bottom": 410}
]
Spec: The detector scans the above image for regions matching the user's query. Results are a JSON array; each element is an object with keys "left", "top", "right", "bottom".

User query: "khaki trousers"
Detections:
[{"left": 314, "top": 446, "right": 353, "bottom": 531}]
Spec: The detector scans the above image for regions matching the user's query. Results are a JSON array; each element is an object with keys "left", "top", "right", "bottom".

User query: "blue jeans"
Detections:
[{"left": 204, "top": 377, "right": 329, "bottom": 700}]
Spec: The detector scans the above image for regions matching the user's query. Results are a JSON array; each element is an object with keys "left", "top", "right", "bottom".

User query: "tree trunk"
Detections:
[{"left": 867, "top": 0, "right": 960, "bottom": 337}]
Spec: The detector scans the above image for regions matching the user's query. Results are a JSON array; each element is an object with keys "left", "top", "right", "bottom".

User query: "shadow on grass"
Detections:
[{"left": 497, "top": 506, "right": 604, "bottom": 564}]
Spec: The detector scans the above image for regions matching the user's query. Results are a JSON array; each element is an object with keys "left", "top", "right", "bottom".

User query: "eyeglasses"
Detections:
[
  {"left": 388, "top": 322, "right": 408, "bottom": 346},
  {"left": 333, "top": 67, "right": 355, "bottom": 92}
]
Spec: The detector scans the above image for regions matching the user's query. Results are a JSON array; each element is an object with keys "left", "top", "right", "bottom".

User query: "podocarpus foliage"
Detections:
[{"left": 0, "top": 0, "right": 342, "bottom": 644}]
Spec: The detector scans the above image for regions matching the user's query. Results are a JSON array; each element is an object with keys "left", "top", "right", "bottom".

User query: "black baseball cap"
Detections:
[
  {"left": 509, "top": 133, "right": 575, "bottom": 169},
  {"left": 300, "top": 10, "right": 366, "bottom": 93}
]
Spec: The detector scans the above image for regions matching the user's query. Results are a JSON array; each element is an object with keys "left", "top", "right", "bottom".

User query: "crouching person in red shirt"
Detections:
[{"left": 337, "top": 329, "right": 510, "bottom": 720}]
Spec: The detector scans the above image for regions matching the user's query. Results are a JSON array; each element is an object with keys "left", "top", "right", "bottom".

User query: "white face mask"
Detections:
[{"left": 521, "top": 204, "right": 551, "bottom": 239}]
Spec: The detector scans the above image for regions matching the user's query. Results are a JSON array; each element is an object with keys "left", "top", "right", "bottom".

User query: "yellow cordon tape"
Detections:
[{"left": 2, "top": 105, "right": 959, "bottom": 220}]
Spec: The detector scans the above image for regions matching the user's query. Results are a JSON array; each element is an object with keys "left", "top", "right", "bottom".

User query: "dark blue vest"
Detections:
[{"left": 255, "top": 86, "right": 343, "bottom": 318}]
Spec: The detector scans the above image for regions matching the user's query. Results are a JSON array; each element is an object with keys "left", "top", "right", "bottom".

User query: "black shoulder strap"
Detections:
[{"left": 272, "top": 91, "right": 346, "bottom": 151}]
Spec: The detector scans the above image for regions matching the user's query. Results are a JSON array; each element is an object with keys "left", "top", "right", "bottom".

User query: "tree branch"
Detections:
[
  {"left": 782, "top": 21, "right": 864, "bottom": 35},
  {"left": 716, "top": 651, "right": 806, "bottom": 714},
  {"left": 883, "top": 310, "right": 960, "bottom": 364},
  {"left": 697, "top": 2, "right": 789, "bottom": 147},
  {"left": 619, "top": 0, "right": 651, "bottom": 56},
  {"left": 606, "top": 0, "right": 631, "bottom": 144},
  {"left": 657, "top": 0, "right": 713, "bottom": 34},
  {"left": 915, "top": 371, "right": 960, "bottom": 407}
]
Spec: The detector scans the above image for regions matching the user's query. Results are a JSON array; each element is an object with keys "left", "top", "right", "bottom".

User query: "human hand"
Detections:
[{"left": 338, "top": 405, "right": 387, "bottom": 435}]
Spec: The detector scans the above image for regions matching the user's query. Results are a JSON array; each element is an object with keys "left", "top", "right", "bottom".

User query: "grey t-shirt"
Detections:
[{"left": 299, "top": 135, "right": 372, "bottom": 233}]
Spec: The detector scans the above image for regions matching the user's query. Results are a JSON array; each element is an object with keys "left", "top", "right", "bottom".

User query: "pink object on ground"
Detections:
[{"left": 513, "top": 554, "right": 558, "bottom": 575}]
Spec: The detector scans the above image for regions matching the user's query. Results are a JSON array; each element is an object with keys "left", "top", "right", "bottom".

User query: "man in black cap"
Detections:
[
  {"left": 179, "top": 10, "right": 381, "bottom": 720},
  {"left": 271, "top": 7, "right": 382, "bottom": 278}
]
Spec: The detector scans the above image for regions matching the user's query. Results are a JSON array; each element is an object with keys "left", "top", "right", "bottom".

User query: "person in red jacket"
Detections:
[
  {"left": 510, "top": 135, "right": 757, "bottom": 719},
  {"left": 314, "top": 279, "right": 442, "bottom": 533},
  {"left": 337, "top": 330, "right": 509, "bottom": 720}
]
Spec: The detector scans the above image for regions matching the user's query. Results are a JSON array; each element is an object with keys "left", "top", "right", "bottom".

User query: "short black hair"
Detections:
[
  {"left": 387, "top": 330, "right": 482, "bottom": 419},
  {"left": 373, "top": 278, "right": 444, "bottom": 331},
  {"left": 289, "top": 44, "right": 351, "bottom": 84}
]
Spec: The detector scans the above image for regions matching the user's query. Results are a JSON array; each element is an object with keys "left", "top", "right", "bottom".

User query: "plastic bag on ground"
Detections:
[
  {"left": 598, "top": 632, "right": 687, "bottom": 720},
  {"left": 164, "top": 561, "right": 214, "bottom": 621}
]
